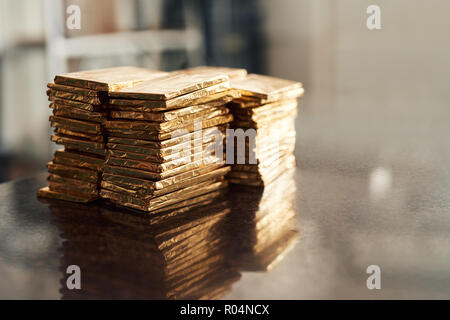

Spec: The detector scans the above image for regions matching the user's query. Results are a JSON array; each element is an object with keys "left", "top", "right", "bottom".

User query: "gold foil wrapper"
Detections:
[
  {"left": 107, "top": 114, "right": 233, "bottom": 141},
  {"left": 103, "top": 155, "right": 223, "bottom": 181},
  {"left": 109, "top": 90, "right": 240, "bottom": 112},
  {"left": 101, "top": 166, "right": 229, "bottom": 198},
  {"left": 52, "top": 104, "right": 107, "bottom": 123},
  {"left": 100, "top": 180, "right": 227, "bottom": 212},
  {"left": 47, "top": 89, "right": 103, "bottom": 105},
  {"left": 148, "top": 190, "right": 228, "bottom": 216},
  {"left": 51, "top": 134, "right": 105, "bottom": 151},
  {"left": 105, "top": 107, "right": 229, "bottom": 133},
  {"left": 48, "top": 181, "right": 99, "bottom": 196},
  {"left": 54, "top": 66, "right": 168, "bottom": 91},
  {"left": 50, "top": 116, "right": 102, "bottom": 135},
  {"left": 231, "top": 99, "right": 298, "bottom": 119},
  {"left": 231, "top": 73, "right": 303, "bottom": 101},
  {"left": 48, "top": 173, "right": 99, "bottom": 191},
  {"left": 107, "top": 125, "right": 227, "bottom": 149},
  {"left": 38, "top": 186, "right": 99, "bottom": 203},
  {"left": 109, "top": 84, "right": 234, "bottom": 110},
  {"left": 110, "top": 104, "right": 227, "bottom": 122},
  {"left": 48, "top": 96, "right": 98, "bottom": 112},
  {"left": 232, "top": 108, "right": 297, "bottom": 129},
  {"left": 105, "top": 147, "right": 218, "bottom": 173},
  {"left": 47, "top": 82, "right": 100, "bottom": 97},
  {"left": 109, "top": 72, "right": 228, "bottom": 100},
  {"left": 239, "top": 87, "right": 304, "bottom": 105},
  {"left": 102, "top": 162, "right": 225, "bottom": 191},
  {"left": 46, "top": 161, "right": 100, "bottom": 183},
  {"left": 53, "top": 150, "right": 104, "bottom": 171},
  {"left": 51, "top": 136, "right": 106, "bottom": 157},
  {"left": 107, "top": 139, "right": 219, "bottom": 163},
  {"left": 181, "top": 66, "right": 247, "bottom": 79},
  {"left": 54, "top": 128, "right": 105, "bottom": 143}
]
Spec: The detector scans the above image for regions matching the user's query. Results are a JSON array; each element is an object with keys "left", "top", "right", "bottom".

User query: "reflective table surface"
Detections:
[{"left": 1, "top": 145, "right": 449, "bottom": 299}]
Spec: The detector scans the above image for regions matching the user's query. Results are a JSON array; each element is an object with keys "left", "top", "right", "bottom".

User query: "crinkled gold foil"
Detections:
[
  {"left": 48, "top": 97, "right": 98, "bottom": 112},
  {"left": 106, "top": 147, "right": 218, "bottom": 173},
  {"left": 110, "top": 104, "right": 226, "bottom": 122},
  {"left": 48, "top": 173, "right": 98, "bottom": 190},
  {"left": 55, "top": 128, "right": 105, "bottom": 143},
  {"left": 105, "top": 107, "right": 228, "bottom": 133},
  {"left": 38, "top": 186, "right": 99, "bottom": 203},
  {"left": 109, "top": 90, "right": 240, "bottom": 112},
  {"left": 54, "top": 66, "right": 168, "bottom": 91},
  {"left": 109, "top": 72, "right": 228, "bottom": 100},
  {"left": 50, "top": 115, "right": 102, "bottom": 134},
  {"left": 100, "top": 180, "right": 227, "bottom": 212},
  {"left": 52, "top": 104, "right": 107, "bottom": 123},
  {"left": 47, "top": 82, "right": 100, "bottom": 97},
  {"left": 47, "top": 89, "right": 103, "bottom": 105},
  {"left": 54, "top": 150, "right": 104, "bottom": 171},
  {"left": 49, "top": 181, "right": 99, "bottom": 196},
  {"left": 231, "top": 73, "right": 303, "bottom": 100},
  {"left": 109, "top": 84, "right": 234, "bottom": 110},
  {"left": 46, "top": 161, "right": 100, "bottom": 183},
  {"left": 51, "top": 134, "right": 104, "bottom": 150},
  {"left": 102, "top": 162, "right": 225, "bottom": 191},
  {"left": 181, "top": 66, "right": 247, "bottom": 79},
  {"left": 103, "top": 155, "right": 223, "bottom": 181},
  {"left": 107, "top": 125, "right": 227, "bottom": 149},
  {"left": 107, "top": 114, "right": 233, "bottom": 141},
  {"left": 107, "top": 139, "right": 219, "bottom": 162}
]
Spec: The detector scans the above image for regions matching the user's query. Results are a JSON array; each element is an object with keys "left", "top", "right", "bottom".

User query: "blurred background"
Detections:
[{"left": 0, "top": 0, "right": 449, "bottom": 185}]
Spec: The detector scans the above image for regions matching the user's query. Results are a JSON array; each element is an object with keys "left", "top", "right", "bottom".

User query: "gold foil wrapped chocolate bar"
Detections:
[
  {"left": 38, "top": 65, "right": 304, "bottom": 213},
  {"left": 100, "top": 68, "right": 237, "bottom": 212},
  {"left": 226, "top": 73, "right": 304, "bottom": 186},
  {"left": 39, "top": 67, "right": 166, "bottom": 203}
]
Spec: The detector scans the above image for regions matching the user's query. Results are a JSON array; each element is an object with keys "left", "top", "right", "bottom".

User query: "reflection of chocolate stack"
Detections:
[
  {"left": 46, "top": 196, "right": 240, "bottom": 299},
  {"left": 39, "top": 67, "right": 165, "bottom": 203},
  {"left": 100, "top": 70, "right": 239, "bottom": 212},
  {"left": 227, "top": 74, "right": 304, "bottom": 186},
  {"left": 228, "top": 169, "right": 299, "bottom": 271}
]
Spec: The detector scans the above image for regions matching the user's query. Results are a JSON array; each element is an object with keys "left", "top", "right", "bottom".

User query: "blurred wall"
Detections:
[
  {"left": 1, "top": 0, "right": 450, "bottom": 178},
  {"left": 0, "top": 0, "right": 49, "bottom": 162}
]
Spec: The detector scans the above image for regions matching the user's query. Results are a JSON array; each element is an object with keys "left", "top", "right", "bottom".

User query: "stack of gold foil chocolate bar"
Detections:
[
  {"left": 38, "top": 67, "right": 164, "bottom": 202},
  {"left": 99, "top": 69, "right": 240, "bottom": 212},
  {"left": 38, "top": 66, "right": 304, "bottom": 211},
  {"left": 226, "top": 74, "right": 304, "bottom": 186}
]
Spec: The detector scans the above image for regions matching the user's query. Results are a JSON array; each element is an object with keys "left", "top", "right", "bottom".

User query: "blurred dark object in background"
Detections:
[
  {"left": 199, "top": 0, "right": 266, "bottom": 74},
  {"left": 0, "top": 152, "right": 42, "bottom": 183},
  {"left": 160, "top": 0, "right": 266, "bottom": 73}
]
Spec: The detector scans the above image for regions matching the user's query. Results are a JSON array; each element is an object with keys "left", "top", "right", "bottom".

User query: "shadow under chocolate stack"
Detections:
[
  {"left": 101, "top": 69, "right": 240, "bottom": 212},
  {"left": 227, "top": 74, "right": 304, "bottom": 186},
  {"left": 38, "top": 67, "right": 165, "bottom": 202}
]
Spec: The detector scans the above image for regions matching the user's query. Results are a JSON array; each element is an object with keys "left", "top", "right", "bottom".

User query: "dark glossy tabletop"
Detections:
[{"left": 1, "top": 147, "right": 449, "bottom": 299}]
